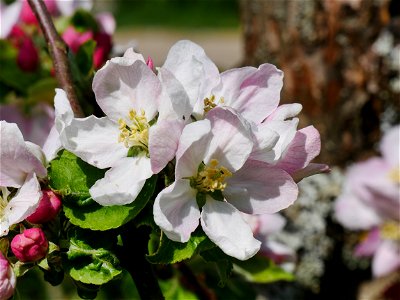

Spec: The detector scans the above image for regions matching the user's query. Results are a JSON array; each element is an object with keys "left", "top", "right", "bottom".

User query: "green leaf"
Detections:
[
  {"left": 64, "top": 228, "right": 122, "bottom": 285},
  {"left": 71, "top": 9, "right": 99, "bottom": 32},
  {"left": 75, "top": 40, "right": 96, "bottom": 77},
  {"left": 200, "top": 247, "right": 233, "bottom": 287},
  {"left": 49, "top": 150, "right": 158, "bottom": 231},
  {"left": 159, "top": 278, "right": 198, "bottom": 300},
  {"left": 147, "top": 229, "right": 215, "bottom": 264},
  {"left": 26, "top": 77, "right": 58, "bottom": 105},
  {"left": 13, "top": 261, "right": 35, "bottom": 277},
  {"left": 233, "top": 254, "right": 294, "bottom": 283}
]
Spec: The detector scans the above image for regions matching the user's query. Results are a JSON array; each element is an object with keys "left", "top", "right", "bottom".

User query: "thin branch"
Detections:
[{"left": 27, "top": 0, "right": 84, "bottom": 117}]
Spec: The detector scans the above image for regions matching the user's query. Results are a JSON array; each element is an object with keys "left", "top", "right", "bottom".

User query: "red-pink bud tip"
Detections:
[
  {"left": 26, "top": 190, "right": 62, "bottom": 224},
  {"left": 146, "top": 56, "right": 154, "bottom": 71},
  {"left": 11, "top": 228, "right": 48, "bottom": 262}
]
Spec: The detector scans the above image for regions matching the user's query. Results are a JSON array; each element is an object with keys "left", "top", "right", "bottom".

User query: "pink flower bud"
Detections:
[
  {"left": 20, "top": 0, "right": 59, "bottom": 25},
  {"left": 62, "top": 26, "right": 93, "bottom": 53},
  {"left": 17, "top": 38, "right": 39, "bottom": 72},
  {"left": 146, "top": 56, "right": 154, "bottom": 71},
  {"left": 0, "top": 252, "right": 16, "bottom": 300},
  {"left": 93, "top": 32, "right": 112, "bottom": 69},
  {"left": 26, "top": 190, "right": 62, "bottom": 224},
  {"left": 11, "top": 228, "right": 48, "bottom": 262}
]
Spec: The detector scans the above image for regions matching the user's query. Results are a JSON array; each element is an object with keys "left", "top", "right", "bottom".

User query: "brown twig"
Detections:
[{"left": 27, "top": 0, "right": 84, "bottom": 117}]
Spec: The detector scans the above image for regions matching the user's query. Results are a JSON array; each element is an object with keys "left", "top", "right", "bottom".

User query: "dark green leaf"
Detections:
[
  {"left": 75, "top": 40, "right": 96, "bottom": 77},
  {"left": 147, "top": 229, "right": 215, "bottom": 264},
  {"left": 71, "top": 9, "right": 99, "bottom": 32},
  {"left": 200, "top": 247, "right": 233, "bottom": 287},
  {"left": 233, "top": 255, "right": 294, "bottom": 283},
  {"left": 159, "top": 278, "right": 198, "bottom": 300},
  {"left": 64, "top": 228, "right": 122, "bottom": 285}
]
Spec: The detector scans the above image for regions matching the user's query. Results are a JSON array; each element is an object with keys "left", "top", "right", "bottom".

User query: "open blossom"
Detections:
[
  {"left": 154, "top": 108, "right": 298, "bottom": 260},
  {"left": 0, "top": 121, "right": 47, "bottom": 237},
  {"left": 0, "top": 252, "right": 16, "bottom": 300},
  {"left": 55, "top": 49, "right": 184, "bottom": 206},
  {"left": 160, "top": 40, "right": 328, "bottom": 182},
  {"left": 335, "top": 125, "right": 400, "bottom": 277}
]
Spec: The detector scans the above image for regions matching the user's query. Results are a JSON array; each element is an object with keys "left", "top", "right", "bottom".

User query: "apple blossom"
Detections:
[
  {"left": 26, "top": 190, "right": 62, "bottom": 224},
  {"left": 11, "top": 228, "right": 49, "bottom": 262},
  {"left": 334, "top": 125, "right": 400, "bottom": 277},
  {"left": 54, "top": 49, "right": 184, "bottom": 206},
  {"left": 0, "top": 121, "right": 46, "bottom": 237},
  {"left": 154, "top": 108, "right": 298, "bottom": 260},
  {"left": 0, "top": 252, "right": 16, "bottom": 300}
]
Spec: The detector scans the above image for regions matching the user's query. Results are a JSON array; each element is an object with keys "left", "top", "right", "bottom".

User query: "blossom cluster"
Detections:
[
  {"left": 335, "top": 125, "right": 400, "bottom": 277},
  {"left": 52, "top": 40, "right": 328, "bottom": 260}
]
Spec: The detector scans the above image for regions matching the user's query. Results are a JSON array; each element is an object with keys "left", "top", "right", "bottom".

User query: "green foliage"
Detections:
[
  {"left": 200, "top": 247, "right": 233, "bottom": 287},
  {"left": 49, "top": 150, "right": 157, "bottom": 231},
  {"left": 71, "top": 9, "right": 99, "bottom": 32},
  {"left": 75, "top": 40, "right": 96, "bottom": 78},
  {"left": 64, "top": 228, "right": 122, "bottom": 285},
  {"left": 233, "top": 255, "right": 294, "bottom": 283},
  {"left": 26, "top": 77, "right": 58, "bottom": 105},
  {"left": 159, "top": 278, "right": 198, "bottom": 300},
  {"left": 147, "top": 229, "right": 215, "bottom": 264}
]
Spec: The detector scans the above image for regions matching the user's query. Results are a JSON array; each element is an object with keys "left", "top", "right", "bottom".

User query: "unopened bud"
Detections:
[
  {"left": 17, "top": 38, "right": 39, "bottom": 72},
  {"left": 11, "top": 228, "right": 48, "bottom": 262},
  {"left": 26, "top": 190, "right": 62, "bottom": 224},
  {"left": 0, "top": 252, "right": 16, "bottom": 300},
  {"left": 146, "top": 56, "right": 154, "bottom": 71}
]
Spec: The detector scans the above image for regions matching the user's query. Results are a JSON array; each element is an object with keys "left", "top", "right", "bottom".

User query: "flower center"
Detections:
[
  {"left": 194, "top": 159, "right": 232, "bottom": 193},
  {"left": 118, "top": 109, "right": 150, "bottom": 152},
  {"left": 380, "top": 221, "right": 400, "bottom": 240},
  {"left": 203, "top": 95, "right": 225, "bottom": 113},
  {"left": 388, "top": 167, "right": 400, "bottom": 183},
  {"left": 0, "top": 187, "right": 10, "bottom": 219}
]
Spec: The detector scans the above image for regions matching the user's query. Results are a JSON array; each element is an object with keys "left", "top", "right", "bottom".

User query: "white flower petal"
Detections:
[
  {"left": 380, "top": 125, "right": 400, "bottom": 166},
  {"left": 0, "top": 173, "right": 41, "bottom": 237},
  {"left": 266, "top": 103, "right": 302, "bottom": 121},
  {"left": 225, "top": 160, "right": 298, "bottom": 214},
  {"left": 153, "top": 179, "right": 200, "bottom": 242},
  {"left": 89, "top": 156, "right": 153, "bottom": 206},
  {"left": 93, "top": 60, "right": 161, "bottom": 122},
  {"left": 175, "top": 120, "right": 211, "bottom": 179},
  {"left": 62, "top": 115, "right": 127, "bottom": 169},
  {"left": 205, "top": 108, "right": 253, "bottom": 172},
  {"left": 201, "top": 198, "right": 260, "bottom": 260},
  {"left": 0, "top": 121, "right": 46, "bottom": 187},
  {"left": 372, "top": 241, "right": 400, "bottom": 277},
  {"left": 42, "top": 125, "right": 62, "bottom": 162},
  {"left": 0, "top": 0, "right": 22, "bottom": 39}
]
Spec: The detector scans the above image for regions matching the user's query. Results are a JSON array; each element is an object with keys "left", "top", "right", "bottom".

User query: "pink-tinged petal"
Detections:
[
  {"left": 354, "top": 227, "right": 381, "bottom": 257},
  {"left": 266, "top": 103, "right": 303, "bottom": 121},
  {"left": 158, "top": 67, "right": 192, "bottom": 120},
  {"left": 0, "top": 174, "right": 41, "bottom": 237},
  {"left": 93, "top": 60, "right": 161, "bottom": 122},
  {"left": 257, "top": 213, "right": 287, "bottom": 236},
  {"left": 62, "top": 115, "right": 127, "bottom": 169},
  {"left": 162, "top": 40, "right": 220, "bottom": 108},
  {"left": 175, "top": 120, "right": 211, "bottom": 179},
  {"left": 149, "top": 120, "right": 185, "bottom": 174},
  {"left": 380, "top": 125, "right": 399, "bottom": 166},
  {"left": 42, "top": 125, "right": 62, "bottom": 162},
  {"left": 372, "top": 241, "right": 400, "bottom": 277},
  {"left": 216, "top": 63, "right": 283, "bottom": 124},
  {"left": 0, "top": 121, "right": 46, "bottom": 188},
  {"left": 205, "top": 108, "right": 253, "bottom": 172},
  {"left": 153, "top": 179, "right": 200, "bottom": 242},
  {"left": 260, "top": 240, "right": 296, "bottom": 266},
  {"left": 0, "top": 0, "right": 22, "bottom": 38},
  {"left": 292, "top": 163, "right": 330, "bottom": 182},
  {"left": 0, "top": 251, "right": 16, "bottom": 300},
  {"left": 255, "top": 119, "right": 299, "bottom": 163},
  {"left": 276, "top": 126, "right": 321, "bottom": 174},
  {"left": 334, "top": 193, "right": 382, "bottom": 230},
  {"left": 54, "top": 88, "right": 74, "bottom": 132},
  {"left": 201, "top": 198, "right": 261, "bottom": 260},
  {"left": 250, "top": 125, "right": 279, "bottom": 163},
  {"left": 96, "top": 12, "right": 116, "bottom": 35},
  {"left": 62, "top": 26, "right": 93, "bottom": 53},
  {"left": 89, "top": 156, "right": 153, "bottom": 206},
  {"left": 224, "top": 160, "right": 298, "bottom": 214},
  {"left": 121, "top": 48, "right": 145, "bottom": 63}
]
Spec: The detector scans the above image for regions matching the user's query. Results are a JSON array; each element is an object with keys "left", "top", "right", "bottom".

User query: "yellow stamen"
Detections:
[
  {"left": 388, "top": 167, "right": 400, "bottom": 183},
  {"left": 381, "top": 221, "right": 400, "bottom": 240},
  {"left": 118, "top": 109, "right": 150, "bottom": 152},
  {"left": 195, "top": 159, "right": 232, "bottom": 192},
  {"left": 203, "top": 95, "right": 225, "bottom": 113},
  {"left": 0, "top": 187, "right": 10, "bottom": 219}
]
